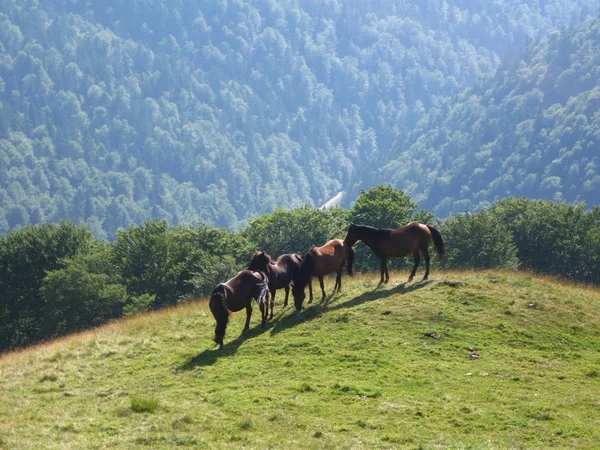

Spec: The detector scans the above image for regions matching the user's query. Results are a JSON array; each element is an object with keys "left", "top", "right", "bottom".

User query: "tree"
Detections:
[
  {"left": 350, "top": 185, "right": 421, "bottom": 228},
  {"left": 243, "top": 206, "right": 350, "bottom": 257},
  {"left": 440, "top": 211, "right": 520, "bottom": 270}
]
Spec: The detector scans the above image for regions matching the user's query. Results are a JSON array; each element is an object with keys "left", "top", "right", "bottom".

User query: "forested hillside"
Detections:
[
  {"left": 385, "top": 15, "right": 600, "bottom": 216},
  {"left": 1, "top": 0, "right": 597, "bottom": 237}
]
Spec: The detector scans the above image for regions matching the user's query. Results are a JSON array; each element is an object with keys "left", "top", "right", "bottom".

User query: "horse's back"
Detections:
[
  {"left": 224, "top": 270, "right": 265, "bottom": 293},
  {"left": 312, "top": 239, "right": 349, "bottom": 273},
  {"left": 220, "top": 270, "right": 265, "bottom": 311},
  {"left": 382, "top": 222, "right": 430, "bottom": 256}
]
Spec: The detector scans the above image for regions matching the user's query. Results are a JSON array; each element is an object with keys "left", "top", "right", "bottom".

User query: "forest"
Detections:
[
  {"left": 1, "top": 1, "right": 599, "bottom": 237},
  {"left": 386, "top": 14, "right": 600, "bottom": 216},
  {"left": 2, "top": 186, "right": 600, "bottom": 352}
]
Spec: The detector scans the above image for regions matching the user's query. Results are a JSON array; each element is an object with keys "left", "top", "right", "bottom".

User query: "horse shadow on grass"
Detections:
[
  {"left": 179, "top": 279, "right": 433, "bottom": 370},
  {"left": 179, "top": 325, "right": 270, "bottom": 370},
  {"left": 268, "top": 279, "right": 434, "bottom": 337}
]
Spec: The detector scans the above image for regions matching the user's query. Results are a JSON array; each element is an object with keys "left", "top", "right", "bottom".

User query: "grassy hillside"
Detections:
[{"left": 1, "top": 270, "right": 600, "bottom": 448}]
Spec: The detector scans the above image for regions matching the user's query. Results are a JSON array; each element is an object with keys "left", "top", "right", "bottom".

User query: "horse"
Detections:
[
  {"left": 292, "top": 239, "right": 355, "bottom": 311},
  {"left": 344, "top": 222, "right": 445, "bottom": 284},
  {"left": 247, "top": 251, "right": 303, "bottom": 318},
  {"left": 209, "top": 270, "right": 270, "bottom": 350}
]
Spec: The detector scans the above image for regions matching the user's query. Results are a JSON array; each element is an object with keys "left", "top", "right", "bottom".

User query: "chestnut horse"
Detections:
[
  {"left": 344, "top": 222, "right": 445, "bottom": 284},
  {"left": 292, "top": 239, "right": 355, "bottom": 311},
  {"left": 248, "top": 251, "right": 303, "bottom": 318},
  {"left": 209, "top": 270, "right": 270, "bottom": 350}
]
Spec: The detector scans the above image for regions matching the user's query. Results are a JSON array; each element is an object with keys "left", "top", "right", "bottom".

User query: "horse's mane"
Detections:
[{"left": 351, "top": 224, "right": 392, "bottom": 241}]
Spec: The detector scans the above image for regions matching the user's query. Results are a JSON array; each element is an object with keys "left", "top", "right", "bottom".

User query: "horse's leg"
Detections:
[
  {"left": 379, "top": 257, "right": 387, "bottom": 284},
  {"left": 259, "top": 301, "right": 267, "bottom": 328},
  {"left": 308, "top": 280, "right": 313, "bottom": 304},
  {"left": 283, "top": 285, "right": 289, "bottom": 308},
  {"left": 422, "top": 246, "right": 431, "bottom": 280},
  {"left": 334, "top": 269, "right": 342, "bottom": 293},
  {"left": 269, "top": 289, "right": 276, "bottom": 320},
  {"left": 408, "top": 250, "right": 420, "bottom": 282},
  {"left": 385, "top": 259, "right": 390, "bottom": 283},
  {"left": 244, "top": 303, "right": 252, "bottom": 332},
  {"left": 319, "top": 275, "right": 326, "bottom": 300}
]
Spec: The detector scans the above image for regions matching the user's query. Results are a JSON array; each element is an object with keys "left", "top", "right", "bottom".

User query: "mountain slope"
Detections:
[
  {"left": 1, "top": 271, "right": 599, "bottom": 448},
  {"left": 1, "top": 1, "right": 598, "bottom": 236},
  {"left": 384, "top": 15, "right": 600, "bottom": 216}
]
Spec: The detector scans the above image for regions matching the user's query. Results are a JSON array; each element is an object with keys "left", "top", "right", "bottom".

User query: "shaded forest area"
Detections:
[{"left": 1, "top": 0, "right": 598, "bottom": 238}]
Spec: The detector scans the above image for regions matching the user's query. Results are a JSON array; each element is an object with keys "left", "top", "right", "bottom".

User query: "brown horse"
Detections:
[
  {"left": 248, "top": 251, "right": 303, "bottom": 317},
  {"left": 292, "top": 239, "right": 355, "bottom": 311},
  {"left": 209, "top": 270, "right": 270, "bottom": 350},
  {"left": 344, "top": 222, "right": 445, "bottom": 284}
]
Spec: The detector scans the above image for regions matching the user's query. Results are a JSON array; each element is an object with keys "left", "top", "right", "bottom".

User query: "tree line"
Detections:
[{"left": 2, "top": 185, "right": 599, "bottom": 352}]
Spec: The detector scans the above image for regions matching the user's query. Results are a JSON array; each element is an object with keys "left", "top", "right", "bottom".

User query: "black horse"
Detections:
[
  {"left": 248, "top": 251, "right": 303, "bottom": 317},
  {"left": 209, "top": 270, "right": 270, "bottom": 350},
  {"left": 344, "top": 222, "right": 445, "bottom": 284}
]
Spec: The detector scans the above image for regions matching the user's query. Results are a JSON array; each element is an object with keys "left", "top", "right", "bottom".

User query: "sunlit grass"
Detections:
[{"left": 1, "top": 270, "right": 599, "bottom": 448}]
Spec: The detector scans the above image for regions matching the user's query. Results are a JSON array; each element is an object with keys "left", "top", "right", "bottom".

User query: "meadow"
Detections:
[{"left": 1, "top": 270, "right": 599, "bottom": 449}]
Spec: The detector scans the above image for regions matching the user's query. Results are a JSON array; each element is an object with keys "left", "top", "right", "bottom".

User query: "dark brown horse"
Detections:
[
  {"left": 248, "top": 251, "right": 303, "bottom": 317},
  {"left": 344, "top": 222, "right": 445, "bottom": 284},
  {"left": 292, "top": 239, "right": 355, "bottom": 311},
  {"left": 209, "top": 270, "right": 270, "bottom": 350}
]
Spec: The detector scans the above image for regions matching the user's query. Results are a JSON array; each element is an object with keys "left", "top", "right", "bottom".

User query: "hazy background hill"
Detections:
[
  {"left": 1, "top": 0, "right": 599, "bottom": 237},
  {"left": 384, "top": 15, "right": 600, "bottom": 216}
]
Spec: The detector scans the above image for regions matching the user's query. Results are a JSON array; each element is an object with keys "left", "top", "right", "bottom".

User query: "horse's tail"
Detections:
[
  {"left": 347, "top": 245, "right": 355, "bottom": 276},
  {"left": 427, "top": 225, "right": 445, "bottom": 260},
  {"left": 209, "top": 285, "right": 229, "bottom": 348},
  {"left": 254, "top": 272, "right": 270, "bottom": 307}
]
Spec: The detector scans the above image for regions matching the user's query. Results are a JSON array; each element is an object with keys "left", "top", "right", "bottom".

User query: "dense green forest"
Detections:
[
  {"left": 385, "top": 15, "right": 600, "bottom": 216},
  {"left": 2, "top": 186, "right": 600, "bottom": 352},
  {"left": 1, "top": 1, "right": 599, "bottom": 237}
]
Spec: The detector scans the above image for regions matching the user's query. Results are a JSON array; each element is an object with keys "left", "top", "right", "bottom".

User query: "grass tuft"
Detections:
[
  {"left": 130, "top": 395, "right": 160, "bottom": 413},
  {"left": 38, "top": 373, "right": 58, "bottom": 383},
  {"left": 297, "top": 382, "right": 314, "bottom": 392}
]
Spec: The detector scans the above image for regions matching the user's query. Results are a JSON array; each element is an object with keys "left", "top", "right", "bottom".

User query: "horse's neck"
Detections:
[
  {"left": 358, "top": 228, "right": 380, "bottom": 251},
  {"left": 295, "top": 254, "right": 314, "bottom": 288}
]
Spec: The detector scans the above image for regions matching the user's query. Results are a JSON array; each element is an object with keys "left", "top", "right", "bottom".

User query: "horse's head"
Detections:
[
  {"left": 292, "top": 284, "right": 305, "bottom": 311},
  {"left": 248, "top": 250, "right": 271, "bottom": 271},
  {"left": 344, "top": 224, "right": 359, "bottom": 247}
]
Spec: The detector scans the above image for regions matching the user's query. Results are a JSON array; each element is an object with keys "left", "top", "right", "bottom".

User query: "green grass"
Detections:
[{"left": 1, "top": 270, "right": 600, "bottom": 448}]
